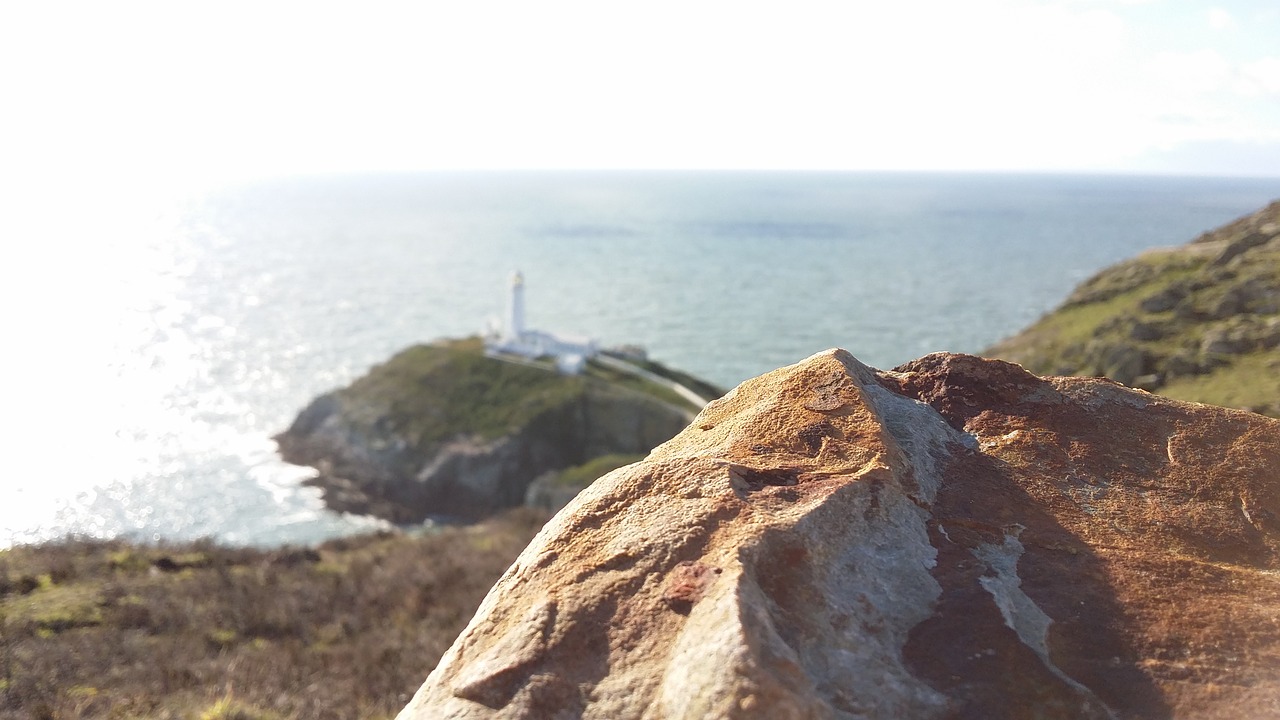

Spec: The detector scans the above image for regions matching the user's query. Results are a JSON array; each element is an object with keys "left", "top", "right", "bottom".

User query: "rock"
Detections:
[
  {"left": 1197, "top": 316, "right": 1279, "bottom": 357},
  {"left": 524, "top": 454, "right": 644, "bottom": 514},
  {"left": 1210, "top": 230, "right": 1275, "bottom": 267},
  {"left": 1263, "top": 317, "right": 1280, "bottom": 349},
  {"left": 1085, "top": 341, "right": 1149, "bottom": 386},
  {"left": 1230, "top": 277, "right": 1280, "bottom": 315},
  {"left": 522, "top": 470, "right": 577, "bottom": 515},
  {"left": 1128, "top": 320, "right": 1167, "bottom": 341},
  {"left": 276, "top": 338, "right": 713, "bottom": 522},
  {"left": 1063, "top": 260, "right": 1159, "bottom": 307},
  {"left": 1209, "top": 292, "right": 1246, "bottom": 319},
  {"left": 1139, "top": 285, "right": 1186, "bottom": 313},
  {"left": 1161, "top": 351, "right": 1205, "bottom": 378},
  {"left": 1131, "top": 372, "right": 1162, "bottom": 391},
  {"left": 397, "top": 350, "right": 1280, "bottom": 720},
  {"left": 1201, "top": 327, "right": 1251, "bottom": 356}
]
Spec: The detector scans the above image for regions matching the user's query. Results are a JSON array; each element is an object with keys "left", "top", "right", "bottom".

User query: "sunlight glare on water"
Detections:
[
  {"left": 3, "top": 182, "right": 388, "bottom": 546},
  {"left": 4, "top": 172, "right": 1279, "bottom": 547}
]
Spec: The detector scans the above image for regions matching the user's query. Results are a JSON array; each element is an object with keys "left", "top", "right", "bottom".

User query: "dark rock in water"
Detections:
[
  {"left": 276, "top": 338, "right": 714, "bottom": 523},
  {"left": 396, "top": 350, "right": 1280, "bottom": 719}
]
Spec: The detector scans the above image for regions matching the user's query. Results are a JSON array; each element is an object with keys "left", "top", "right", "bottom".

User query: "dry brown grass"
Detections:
[{"left": 0, "top": 508, "right": 549, "bottom": 720}]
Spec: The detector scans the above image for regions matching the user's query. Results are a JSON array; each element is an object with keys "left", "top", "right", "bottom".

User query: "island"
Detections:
[{"left": 276, "top": 273, "right": 723, "bottom": 523}]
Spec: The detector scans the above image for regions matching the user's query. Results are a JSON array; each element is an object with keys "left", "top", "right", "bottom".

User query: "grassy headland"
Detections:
[
  {"left": 278, "top": 338, "right": 719, "bottom": 522},
  {"left": 336, "top": 338, "right": 590, "bottom": 449},
  {"left": 986, "top": 200, "right": 1280, "bottom": 417},
  {"left": 333, "top": 338, "right": 711, "bottom": 452}
]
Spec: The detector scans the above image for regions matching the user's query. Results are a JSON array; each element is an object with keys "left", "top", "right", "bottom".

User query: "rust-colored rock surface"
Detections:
[{"left": 397, "top": 350, "right": 1280, "bottom": 719}]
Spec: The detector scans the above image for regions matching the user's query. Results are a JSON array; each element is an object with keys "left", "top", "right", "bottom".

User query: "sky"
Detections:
[{"left": 2, "top": 0, "right": 1279, "bottom": 194}]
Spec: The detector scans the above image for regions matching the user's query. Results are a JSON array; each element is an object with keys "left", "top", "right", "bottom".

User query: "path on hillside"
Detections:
[
  {"left": 485, "top": 349, "right": 713, "bottom": 411},
  {"left": 594, "top": 354, "right": 712, "bottom": 410}
]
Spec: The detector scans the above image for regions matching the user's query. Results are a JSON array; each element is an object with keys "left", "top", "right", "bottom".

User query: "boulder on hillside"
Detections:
[
  {"left": 398, "top": 349, "right": 1280, "bottom": 720},
  {"left": 276, "top": 338, "right": 712, "bottom": 523}
]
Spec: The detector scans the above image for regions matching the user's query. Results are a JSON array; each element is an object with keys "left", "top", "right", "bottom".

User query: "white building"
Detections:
[{"left": 485, "top": 271, "right": 598, "bottom": 374}]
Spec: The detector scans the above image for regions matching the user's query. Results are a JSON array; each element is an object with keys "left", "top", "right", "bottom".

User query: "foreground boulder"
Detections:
[{"left": 398, "top": 349, "right": 1280, "bottom": 719}]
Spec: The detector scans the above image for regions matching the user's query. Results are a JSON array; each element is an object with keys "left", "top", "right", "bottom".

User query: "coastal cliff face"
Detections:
[
  {"left": 276, "top": 338, "right": 703, "bottom": 522},
  {"left": 987, "top": 199, "right": 1280, "bottom": 417},
  {"left": 398, "top": 349, "right": 1280, "bottom": 719}
]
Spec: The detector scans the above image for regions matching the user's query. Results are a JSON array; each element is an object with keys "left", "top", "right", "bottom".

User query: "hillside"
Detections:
[
  {"left": 0, "top": 509, "right": 549, "bottom": 720},
  {"left": 986, "top": 200, "right": 1280, "bottom": 417}
]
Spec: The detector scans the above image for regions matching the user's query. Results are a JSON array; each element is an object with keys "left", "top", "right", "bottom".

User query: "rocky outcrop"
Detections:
[
  {"left": 523, "top": 453, "right": 645, "bottom": 514},
  {"left": 398, "top": 349, "right": 1280, "bottom": 719},
  {"left": 276, "top": 338, "right": 706, "bottom": 523},
  {"left": 987, "top": 199, "right": 1280, "bottom": 416}
]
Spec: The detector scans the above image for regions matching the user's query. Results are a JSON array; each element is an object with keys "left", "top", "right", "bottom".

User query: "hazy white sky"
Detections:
[{"left": 3, "top": 0, "right": 1279, "bottom": 191}]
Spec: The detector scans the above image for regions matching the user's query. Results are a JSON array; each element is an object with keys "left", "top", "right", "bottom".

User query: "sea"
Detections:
[{"left": 4, "top": 171, "right": 1279, "bottom": 549}]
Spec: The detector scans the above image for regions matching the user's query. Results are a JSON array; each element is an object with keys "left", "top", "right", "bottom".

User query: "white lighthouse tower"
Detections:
[
  {"left": 484, "top": 270, "right": 598, "bottom": 373},
  {"left": 505, "top": 271, "right": 526, "bottom": 342}
]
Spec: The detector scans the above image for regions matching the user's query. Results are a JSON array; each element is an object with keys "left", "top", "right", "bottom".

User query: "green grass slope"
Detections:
[
  {"left": 337, "top": 338, "right": 590, "bottom": 449},
  {"left": 986, "top": 200, "right": 1280, "bottom": 417},
  {"left": 331, "top": 338, "right": 713, "bottom": 451}
]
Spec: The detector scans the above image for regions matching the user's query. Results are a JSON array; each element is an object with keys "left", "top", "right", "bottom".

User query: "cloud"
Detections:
[
  {"left": 1129, "top": 138, "right": 1280, "bottom": 176},
  {"left": 1145, "top": 50, "right": 1233, "bottom": 97},
  {"left": 2, "top": 0, "right": 1277, "bottom": 180},
  {"left": 1207, "top": 7, "right": 1237, "bottom": 30},
  {"left": 1238, "top": 57, "right": 1280, "bottom": 96}
]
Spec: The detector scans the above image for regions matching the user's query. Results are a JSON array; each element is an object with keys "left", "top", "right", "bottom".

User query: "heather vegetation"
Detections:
[{"left": 0, "top": 509, "right": 549, "bottom": 720}]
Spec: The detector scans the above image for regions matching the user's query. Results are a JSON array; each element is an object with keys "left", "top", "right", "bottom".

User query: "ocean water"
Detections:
[{"left": 5, "top": 172, "right": 1279, "bottom": 548}]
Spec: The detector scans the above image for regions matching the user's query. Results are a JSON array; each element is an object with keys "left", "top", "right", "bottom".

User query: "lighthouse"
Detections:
[
  {"left": 484, "top": 271, "right": 598, "bottom": 373},
  {"left": 505, "top": 271, "right": 526, "bottom": 342}
]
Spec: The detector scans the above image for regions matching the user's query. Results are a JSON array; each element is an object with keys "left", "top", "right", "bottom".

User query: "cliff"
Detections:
[
  {"left": 987, "top": 199, "right": 1280, "bottom": 417},
  {"left": 276, "top": 338, "right": 718, "bottom": 523},
  {"left": 397, "top": 349, "right": 1280, "bottom": 719}
]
